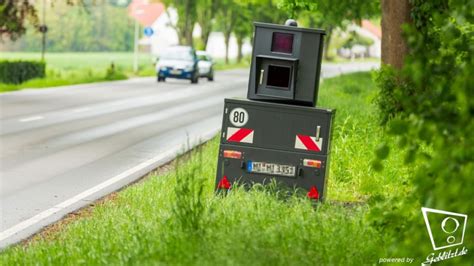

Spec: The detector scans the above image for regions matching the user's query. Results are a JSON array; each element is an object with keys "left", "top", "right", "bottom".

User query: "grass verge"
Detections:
[
  {"left": 0, "top": 72, "right": 413, "bottom": 265},
  {"left": 0, "top": 67, "right": 128, "bottom": 93}
]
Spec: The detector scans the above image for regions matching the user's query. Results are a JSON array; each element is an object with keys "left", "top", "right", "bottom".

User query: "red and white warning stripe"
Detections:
[
  {"left": 226, "top": 127, "right": 254, "bottom": 143},
  {"left": 295, "top": 134, "right": 323, "bottom": 152}
]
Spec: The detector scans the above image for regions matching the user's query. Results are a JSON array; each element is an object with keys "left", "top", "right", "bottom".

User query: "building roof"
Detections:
[
  {"left": 128, "top": 0, "right": 165, "bottom": 27},
  {"left": 361, "top": 20, "right": 381, "bottom": 39}
]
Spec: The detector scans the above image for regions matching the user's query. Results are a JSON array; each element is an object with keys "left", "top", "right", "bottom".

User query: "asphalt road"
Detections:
[{"left": 0, "top": 62, "right": 378, "bottom": 248}]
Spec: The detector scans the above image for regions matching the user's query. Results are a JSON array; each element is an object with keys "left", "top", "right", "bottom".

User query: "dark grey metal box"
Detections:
[
  {"left": 215, "top": 98, "right": 335, "bottom": 200},
  {"left": 247, "top": 22, "right": 325, "bottom": 107}
]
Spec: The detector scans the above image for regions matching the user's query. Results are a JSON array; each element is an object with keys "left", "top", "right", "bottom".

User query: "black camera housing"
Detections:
[{"left": 247, "top": 22, "right": 325, "bottom": 107}]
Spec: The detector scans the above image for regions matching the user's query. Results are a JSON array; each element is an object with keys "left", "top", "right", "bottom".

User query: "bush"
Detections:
[
  {"left": 104, "top": 62, "right": 127, "bottom": 80},
  {"left": 0, "top": 60, "right": 46, "bottom": 84},
  {"left": 373, "top": 65, "right": 413, "bottom": 124},
  {"left": 373, "top": 0, "right": 473, "bottom": 263}
]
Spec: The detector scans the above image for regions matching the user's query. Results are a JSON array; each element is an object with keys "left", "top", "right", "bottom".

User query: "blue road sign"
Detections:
[{"left": 144, "top": 27, "right": 154, "bottom": 37}]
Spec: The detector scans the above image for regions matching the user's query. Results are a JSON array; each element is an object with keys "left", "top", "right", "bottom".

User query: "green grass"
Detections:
[
  {"left": 214, "top": 57, "right": 251, "bottom": 71},
  {"left": 0, "top": 52, "right": 250, "bottom": 92},
  {"left": 322, "top": 57, "right": 381, "bottom": 64},
  {"left": 0, "top": 72, "right": 413, "bottom": 265},
  {"left": 0, "top": 52, "right": 152, "bottom": 92},
  {"left": 0, "top": 52, "right": 154, "bottom": 70},
  {"left": 0, "top": 67, "right": 129, "bottom": 92}
]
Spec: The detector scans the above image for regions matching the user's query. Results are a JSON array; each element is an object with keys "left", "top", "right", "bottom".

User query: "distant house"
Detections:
[
  {"left": 338, "top": 20, "right": 382, "bottom": 59},
  {"left": 360, "top": 20, "right": 382, "bottom": 58}
]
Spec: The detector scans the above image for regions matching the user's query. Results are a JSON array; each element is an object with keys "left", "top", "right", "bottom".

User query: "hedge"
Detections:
[{"left": 0, "top": 61, "right": 46, "bottom": 84}]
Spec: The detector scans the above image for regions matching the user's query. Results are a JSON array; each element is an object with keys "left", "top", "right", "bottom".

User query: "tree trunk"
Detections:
[
  {"left": 178, "top": 33, "right": 185, "bottom": 45},
  {"left": 177, "top": 0, "right": 195, "bottom": 46},
  {"left": 323, "top": 26, "right": 333, "bottom": 60},
  {"left": 185, "top": 5, "right": 193, "bottom": 46},
  {"left": 236, "top": 36, "right": 243, "bottom": 63},
  {"left": 201, "top": 29, "right": 211, "bottom": 50},
  {"left": 381, "top": 0, "right": 411, "bottom": 69},
  {"left": 198, "top": 0, "right": 217, "bottom": 50},
  {"left": 224, "top": 32, "right": 231, "bottom": 64},
  {"left": 185, "top": 29, "right": 193, "bottom": 46}
]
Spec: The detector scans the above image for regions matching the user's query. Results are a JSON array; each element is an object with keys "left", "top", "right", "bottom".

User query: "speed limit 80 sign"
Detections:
[{"left": 229, "top": 108, "right": 249, "bottom": 127}]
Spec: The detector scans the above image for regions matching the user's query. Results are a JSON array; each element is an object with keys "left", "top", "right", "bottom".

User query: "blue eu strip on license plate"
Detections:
[{"left": 247, "top": 160, "right": 253, "bottom": 172}]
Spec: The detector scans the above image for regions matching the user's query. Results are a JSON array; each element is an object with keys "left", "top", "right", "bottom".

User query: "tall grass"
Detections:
[{"left": 0, "top": 72, "right": 413, "bottom": 265}]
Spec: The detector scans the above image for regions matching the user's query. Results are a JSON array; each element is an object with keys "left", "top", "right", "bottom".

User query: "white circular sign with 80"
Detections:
[{"left": 229, "top": 108, "right": 249, "bottom": 127}]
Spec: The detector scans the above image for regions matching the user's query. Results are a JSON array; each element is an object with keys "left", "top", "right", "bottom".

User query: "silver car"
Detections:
[{"left": 196, "top": 51, "right": 214, "bottom": 81}]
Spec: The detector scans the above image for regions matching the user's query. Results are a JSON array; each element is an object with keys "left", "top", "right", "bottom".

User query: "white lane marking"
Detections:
[
  {"left": 72, "top": 107, "right": 91, "bottom": 113},
  {"left": 19, "top": 116, "right": 44, "bottom": 122},
  {"left": 0, "top": 127, "right": 218, "bottom": 244}
]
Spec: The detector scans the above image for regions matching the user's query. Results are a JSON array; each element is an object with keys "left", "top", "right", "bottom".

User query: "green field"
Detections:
[
  {"left": 0, "top": 72, "right": 412, "bottom": 265},
  {"left": 0, "top": 52, "right": 250, "bottom": 92},
  {"left": 1, "top": 52, "right": 154, "bottom": 71},
  {"left": 0, "top": 52, "right": 152, "bottom": 92}
]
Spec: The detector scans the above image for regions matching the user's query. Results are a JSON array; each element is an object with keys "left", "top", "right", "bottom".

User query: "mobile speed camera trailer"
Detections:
[{"left": 215, "top": 20, "right": 335, "bottom": 201}]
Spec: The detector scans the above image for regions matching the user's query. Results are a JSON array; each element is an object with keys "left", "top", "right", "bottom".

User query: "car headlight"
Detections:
[
  {"left": 184, "top": 65, "right": 194, "bottom": 72},
  {"left": 159, "top": 66, "right": 167, "bottom": 71}
]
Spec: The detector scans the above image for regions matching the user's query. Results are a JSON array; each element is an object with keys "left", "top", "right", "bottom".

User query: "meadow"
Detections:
[
  {"left": 0, "top": 72, "right": 414, "bottom": 265},
  {"left": 0, "top": 52, "right": 250, "bottom": 92},
  {"left": 1, "top": 52, "right": 153, "bottom": 70}
]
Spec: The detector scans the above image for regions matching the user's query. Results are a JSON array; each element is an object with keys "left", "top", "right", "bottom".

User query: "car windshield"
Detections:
[{"left": 160, "top": 48, "right": 194, "bottom": 61}]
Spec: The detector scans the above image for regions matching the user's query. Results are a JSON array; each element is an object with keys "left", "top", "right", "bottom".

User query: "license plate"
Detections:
[
  {"left": 170, "top": 69, "right": 182, "bottom": 75},
  {"left": 247, "top": 161, "right": 296, "bottom": 177}
]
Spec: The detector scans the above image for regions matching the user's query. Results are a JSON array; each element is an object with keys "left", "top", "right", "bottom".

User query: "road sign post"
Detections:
[
  {"left": 215, "top": 20, "right": 334, "bottom": 201},
  {"left": 128, "top": 0, "right": 164, "bottom": 73}
]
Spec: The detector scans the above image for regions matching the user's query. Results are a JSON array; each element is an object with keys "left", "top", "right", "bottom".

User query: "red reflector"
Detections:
[
  {"left": 217, "top": 176, "right": 231, "bottom": 190},
  {"left": 223, "top": 150, "right": 242, "bottom": 159},
  {"left": 303, "top": 159, "right": 321, "bottom": 168},
  {"left": 307, "top": 186, "right": 319, "bottom": 200}
]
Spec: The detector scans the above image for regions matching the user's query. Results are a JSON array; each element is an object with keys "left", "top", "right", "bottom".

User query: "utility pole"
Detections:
[{"left": 40, "top": 0, "right": 48, "bottom": 61}]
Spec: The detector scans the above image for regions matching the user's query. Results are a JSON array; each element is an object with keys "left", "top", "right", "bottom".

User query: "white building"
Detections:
[{"left": 338, "top": 20, "right": 382, "bottom": 59}]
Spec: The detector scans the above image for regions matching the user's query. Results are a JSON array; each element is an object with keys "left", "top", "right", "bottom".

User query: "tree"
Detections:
[
  {"left": 0, "top": 0, "right": 88, "bottom": 41},
  {"left": 196, "top": 0, "right": 218, "bottom": 50},
  {"left": 0, "top": 0, "right": 38, "bottom": 41},
  {"left": 233, "top": 13, "right": 252, "bottom": 63},
  {"left": 163, "top": 0, "right": 197, "bottom": 46},
  {"left": 372, "top": 2, "right": 473, "bottom": 263},
  {"left": 279, "top": 0, "right": 380, "bottom": 60},
  {"left": 231, "top": 0, "right": 287, "bottom": 63},
  {"left": 217, "top": 0, "right": 240, "bottom": 63},
  {"left": 6, "top": 1, "right": 134, "bottom": 52},
  {"left": 381, "top": 0, "right": 411, "bottom": 69}
]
